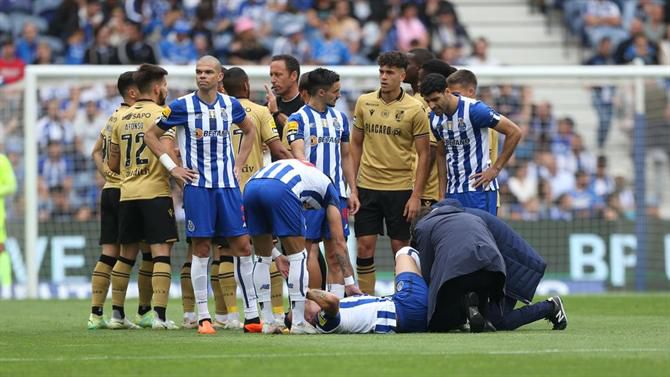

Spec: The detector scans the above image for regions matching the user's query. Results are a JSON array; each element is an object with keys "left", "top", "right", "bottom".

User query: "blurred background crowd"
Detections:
[{"left": 0, "top": 0, "right": 668, "bottom": 224}]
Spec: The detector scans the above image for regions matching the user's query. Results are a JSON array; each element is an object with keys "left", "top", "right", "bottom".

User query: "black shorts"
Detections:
[
  {"left": 354, "top": 187, "right": 412, "bottom": 240},
  {"left": 118, "top": 197, "right": 179, "bottom": 244},
  {"left": 99, "top": 188, "right": 120, "bottom": 245}
]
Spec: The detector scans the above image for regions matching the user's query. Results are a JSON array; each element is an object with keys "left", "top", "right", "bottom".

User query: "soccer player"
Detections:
[
  {"left": 298, "top": 246, "right": 427, "bottom": 334},
  {"left": 420, "top": 73, "right": 521, "bottom": 215},
  {"left": 108, "top": 64, "right": 181, "bottom": 330},
  {"left": 265, "top": 55, "right": 304, "bottom": 152},
  {"left": 350, "top": 51, "right": 431, "bottom": 295},
  {"left": 405, "top": 49, "right": 442, "bottom": 207},
  {"left": 243, "top": 159, "right": 346, "bottom": 334},
  {"left": 221, "top": 67, "right": 293, "bottom": 329},
  {"left": 88, "top": 71, "right": 155, "bottom": 329},
  {"left": 143, "top": 56, "right": 258, "bottom": 335},
  {"left": 0, "top": 147, "right": 16, "bottom": 297},
  {"left": 285, "top": 68, "right": 361, "bottom": 298},
  {"left": 444, "top": 69, "right": 501, "bottom": 213}
]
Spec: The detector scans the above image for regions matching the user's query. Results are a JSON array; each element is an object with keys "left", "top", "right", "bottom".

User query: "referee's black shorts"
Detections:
[
  {"left": 118, "top": 197, "right": 179, "bottom": 245},
  {"left": 99, "top": 188, "right": 120, "bottom": 245},
  {"left": 354, "top": 187, "right": 412, "bottom": 241}
]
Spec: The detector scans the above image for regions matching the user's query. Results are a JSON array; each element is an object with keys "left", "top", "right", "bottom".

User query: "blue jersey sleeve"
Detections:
[
  {"left": 230, "top": 97, "right": 246, "bottom": 124},
  {"left": 429, "top": 113, "right": 443, "bottom": 141},
  {"left": 157, "top": 98, "right": 188, "bottom": 130},
  {"left": 323, "top": 183, "right": 340, "bottom": 208},
  {"left": 316, "top": 310, "right": 341, "bottom": 333},
  {"left": 469, "top": 102, "right": 501, "bottom": 129},
  {"left": 285, "top": 114, "right": 305, "bottom": 144},
  {"left": 341, "top": 112, "right": 350, "bottom": 143}
]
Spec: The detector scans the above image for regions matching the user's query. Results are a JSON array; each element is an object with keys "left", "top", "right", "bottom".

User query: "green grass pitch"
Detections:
[{"left": 1, "top": 294, "right": 668, "bottom": 377}]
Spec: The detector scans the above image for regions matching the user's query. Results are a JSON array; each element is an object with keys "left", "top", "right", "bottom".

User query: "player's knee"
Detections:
[{"left": 356, "top": 242, "right": 375, "bottom": 258}]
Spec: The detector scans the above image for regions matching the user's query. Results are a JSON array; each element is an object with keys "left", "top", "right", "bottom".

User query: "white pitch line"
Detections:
[{"left": 0, "top": 349, "right": 666, "bottom": 363}]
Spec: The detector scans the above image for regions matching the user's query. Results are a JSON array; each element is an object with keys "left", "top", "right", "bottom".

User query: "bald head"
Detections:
[
  {"left": 196, "top": 55, "right": 224, "bottom": 93},
  {"left": 198, "top": 55, "right": 222, "bottom": 73}
]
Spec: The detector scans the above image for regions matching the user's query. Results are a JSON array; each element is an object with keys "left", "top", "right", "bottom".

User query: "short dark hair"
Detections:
[
  {"left": 377, "top": 51, "right": 409, "bottom": 70},
  {"left": 298, "top": 72, "right": 310, "bottom": 93},
  {"left": 421, "top": 59, "right": 457, "bottom": 78},
  {"left": 271, "top": 54, "right": 300, "bottom": 79},
  {"left": 408, "top": 48, "right": 435, "bottom": 67},
  {"left": 446, "top": 69, "right": 477, "bottom": 90},
  {"left": 117, "top": 71, "right": 135, "bottom": 98},
  {"left": 222, "top": 67, "right": 248, "bottom": 98},
  {"left": 419, "top": 73, "right": 448, "bottom": 97},
  {"left": 306, "top": 68, "right": 339, "bottom": 96},
  {"left": 133, "top": 64, "right": 168, "bottom": 94}
]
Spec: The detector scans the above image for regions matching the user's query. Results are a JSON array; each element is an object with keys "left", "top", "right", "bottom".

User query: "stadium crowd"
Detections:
[{"left": 0, "top": 0, "right": 668, "bottom": 224}]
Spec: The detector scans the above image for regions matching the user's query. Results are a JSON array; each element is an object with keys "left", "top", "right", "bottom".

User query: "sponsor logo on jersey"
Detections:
[{"left": 364, "top": 123, "right": 401, "bottom": 136}]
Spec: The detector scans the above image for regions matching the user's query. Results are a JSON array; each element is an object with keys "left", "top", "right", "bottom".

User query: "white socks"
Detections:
[
  {"left": 254, "top": 256, "right": 274, "bottom": 323},
  {"left": 395, "top": 246, "right": 421, "bottom": 271},
  {"left": 287, "top": 250, "right": 309, "bottom": 324},
  {"left": 235, "top": 255, "right": 259, "bottom": 320},
  {"left": 191, "top": 255, "right": 211, "bottom": 322}
]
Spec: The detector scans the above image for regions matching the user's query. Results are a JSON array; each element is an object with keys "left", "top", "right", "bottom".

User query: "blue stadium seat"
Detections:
[
  {"left": 39, "top": 35, "right": 64, "bottom": 55},
  {"left": 10, "top": 13, "right": 48, "bottom": 36},
  {"left": 0, "top": 12, "right": 11, "bottom": 34},
  {"left": 33, "top": 0, "right": 61, "bottom": 22}
]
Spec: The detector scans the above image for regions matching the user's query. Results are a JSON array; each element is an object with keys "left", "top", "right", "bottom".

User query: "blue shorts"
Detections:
[
  {"left": 183, "top": 185, "right": 248, "bottom": 238},
  {"left": 243, "top": 179, "right": 305, "bottom": 237},
  {"left": 447, "top": 191, "right": 497, "bottom": 215},
  {"left": 304, "top": 197, "right": 350, "bottom": 241},
  {"left": 391, "top": 272, "right": 428, "bottom": 333}
]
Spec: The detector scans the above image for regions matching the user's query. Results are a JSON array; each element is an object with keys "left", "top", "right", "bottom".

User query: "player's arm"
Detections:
[
  {"left": 91, "top": 135, "right": 106, "bottom": 177},
  {"left": 436, "top": 141, "right": 446, "bottom": 199},
  {"left": 286, "top": 117, "right": 306, "bottom": 160},
  {"left": 472, "top": 115, "right": 521, "bottom": 189},
  {"left": 0, "top": 154, "right": 17, "bottom": 197},
  {"left": 267, "top": 139, "right": 292, "bottom": 160},
  {"left": 234, "top": 116, "right": 257, "bottom": 173},
  {"left": 406, "top": 134, "right": 429, "bottom": 222},
  {"left": 349, "top": 100, "right": 365, "bottom": 181},
  {"left": 145, "top": 123, "right": 197, "bottom": 184},
  {"left": 108, "top": 141, "right": 121, "bottom": 174},
  {"left": 340, "top": 142, "right": 359, "bottom": 215},
  {"left": 326, "top": 204, "right": 362, "bottom": 296},
  {"left": 306, "top": 288, "right": 340, "bottom": 317}
]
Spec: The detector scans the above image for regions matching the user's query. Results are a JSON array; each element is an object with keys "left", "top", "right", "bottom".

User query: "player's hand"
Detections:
[
  {"left": 275, "top": 255, "right": 289, "bottom": 278},
  {"left": 171, "top": 166, "right": 198, "bottom": 184},
  {"left": 347, "top": 192, "right": 360, "bottom": 215},
  {"left": 470, "top": 167, "right": 499, "bottom": 189},
  {"left": 345, "top": 284, "right": 363, "bottom": 297},
  {"left": 403, "top": 195, "right": 421, "bottom": 222},
  {"left": 264, "top": 84, "right": 278, "bottom": 114}
]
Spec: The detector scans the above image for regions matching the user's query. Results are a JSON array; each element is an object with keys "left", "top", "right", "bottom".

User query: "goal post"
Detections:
[{"left": 15, "top": 63, "right": 670, "bottom": 298}]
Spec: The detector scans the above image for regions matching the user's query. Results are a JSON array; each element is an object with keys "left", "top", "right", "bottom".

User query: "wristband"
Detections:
[
  {"left": 159, "top": 153, "right": 177, "bottom": 172},
  {"left": 344, "top": 276, "right": 355, "bottom": 286},
  {"left": 271, "top": 247, "right": 282, "bottom": 261}
]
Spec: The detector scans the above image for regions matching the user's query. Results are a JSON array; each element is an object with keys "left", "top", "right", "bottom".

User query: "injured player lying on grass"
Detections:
[{"left": 284, "top": 247, "right": 428, "bottom": 334}]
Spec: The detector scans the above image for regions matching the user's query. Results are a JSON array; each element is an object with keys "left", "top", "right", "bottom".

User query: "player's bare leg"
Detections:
[
  {"left": 356, "top": 235, "right": 377, "bottom": 295},
  {"left": 191, "top": 237, "right": 215, "bottom": 334}
]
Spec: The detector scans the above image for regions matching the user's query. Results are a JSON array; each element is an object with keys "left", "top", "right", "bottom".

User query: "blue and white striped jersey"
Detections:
[
  {"left": 157, "top": 92, "right": 246, "bottom": 188},
  {"left": 316, "top": 296, "right": 397, "bottom": 334},
  {"left": 285, "top": 105, "right": 350, "bottom": 197},
  {"left": 249, "top": 159, "right": 339, "bottom": 210},
  {"left": 429, "top": 96, "right": 501, "bottom": 193}
]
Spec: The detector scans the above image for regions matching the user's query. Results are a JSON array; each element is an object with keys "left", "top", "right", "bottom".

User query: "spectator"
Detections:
[
  {"left": 430, "top": 4, "right": 470, "bottom": 56},
  {"left": 331, "top": 1, "right": 363, "bottom": 55},
  {"left": 584, "top": 37, "right": 616, "bottom": 149},
  {"left": 642, "top": 1, "right": 665, "bottom": 43},
  {"left": 15, "top": 22, "right": 39, "bottom": 65},
  {"left": 508, "top": 161, "right": 538, "bottom": 205},
  {"left": 105, "top": 6, "right": 127, "bottom": 46},
  {"left": 79, "top": 0, "right": 104, "bottom": 44},
  {"left": 568, "top": 170, "right": 602, "bottom": 218},
  {"left": 272, "top": 23, "right": 311, "bottom": 64},
  {"left": 37, "top": 99, "right": 75, "bottom": 150},
  {"left": 310, "top": 20, "right": 351, "bottom": 65},
  {"left": 395, "top": 2, "right": 429, "bottom": 51},
  {"left": 38, "top": 141, "right": 73, "bottom": 198},
  {"left": 660, "top": 25, "right": 670, "bottom": 65},
  {"left": 117, "top": 21, "right": 158, "bottom": 65},
  {"left": 228, "top": 17, "right": 270, "bottom": 65},
  {"left": 48, "top": 0, "right": 80, "bottom": 41},
  {"left": 495, "top": 85, "right": 524, "bottom": 121},
  {"left": 592, "top": 156, "right": 615, "bottom": 198},
  {"left": 603, "top": 193, "right": 625, "bottom": 221},
  {"left": 193, "top": 34, "right": 213, "bottom": 58},
  {"left": 439, "top": 43, "right": 466, "bottom": 65},
  {"left": 514, "top": 122, "right": 536, "bottom": 161},
  {"left": 621, "top": 33, "right": 659, "bottom": 64},
  {"left": 529, "top": 101, "right": 556, "bottom": 141},
  {"left": 551, "top": 117, "right": 575, "bottom": 156},
  {"left": 583, "top": 0, "right": 628, "bottom": 48},
  {"left": 64, "top": 30, "right": 87, "bottom": 65},
  {"left": 159, "top": 20, "right": 198, "bottom": 65},
  {"left": 463, "top": 37, "right": 501, "bottom": 66},
  {"left": 613, "top": 175, "right": 635, "bottom": 219},
  {"left": 72, "top": 100, "right": 106, "bottom": 156},
  {"left": 44, "top": 184, "right": 76, "bottom": 222},
  {"left": 0, "top": 38, "right": 24, "bottom": 85},
  {"left": 33, "top": 41, "right": 56, "bottom": 65},
  {"left": 561, "top": 133, "right": 596, "bottom": 176},
  {"left": 614, "top": 17, "right": 661, "bottom": 64},
  {"left": 549, "top": 193, "right": 573, "bottom": 221},
  {"left": 538, "top": 152, "right": 575, "bottom": 200},
  {"left": 83, "top": 25, "right": 120, "bottom": 65}
]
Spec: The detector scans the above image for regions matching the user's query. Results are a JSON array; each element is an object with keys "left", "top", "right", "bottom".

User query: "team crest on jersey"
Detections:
[
  {"left": 187, "top": 220, "right": 195, "bottom": 232},
  {"left": 332, "top": 119, "right": 341, "bottom": 131},
  {"left": 394, "top": 110, "right": 405, "bottom": 122},
  {"left": 457, "top": 118, "right": 466, "bottom": 131},
  {"left": 220, "top": 109, "right": 228, "bottom": 120},
  {"left": 381, "top": 110, "right": 390, "bottom": 118}
]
